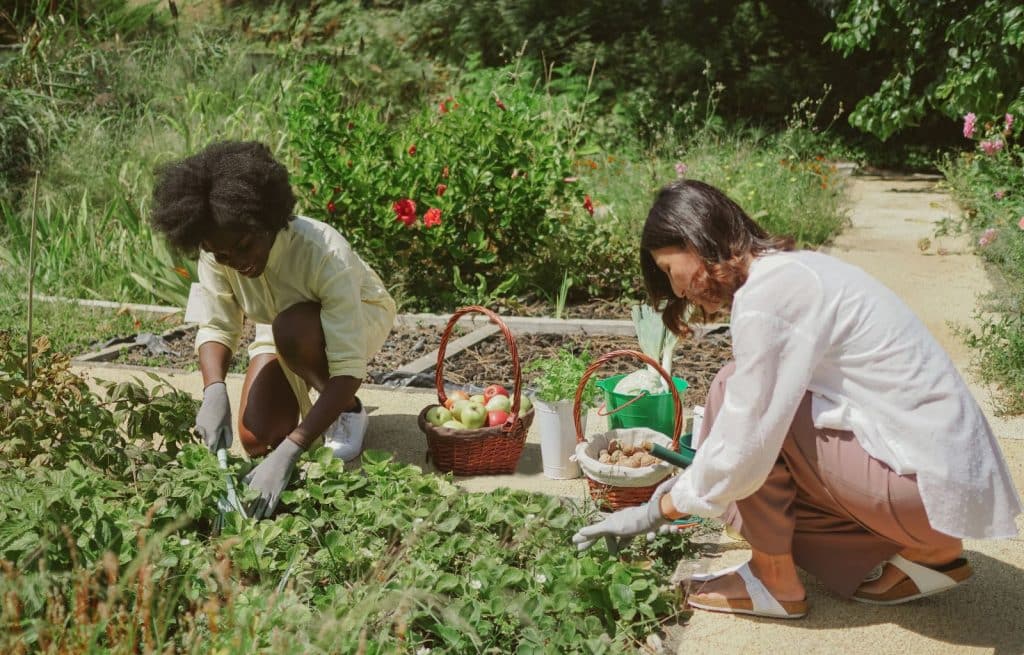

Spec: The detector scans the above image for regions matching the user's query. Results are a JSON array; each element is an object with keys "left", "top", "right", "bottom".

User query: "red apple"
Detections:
[
  {"left": 487, "top": 409, "right": 510, "bottom": 427},
  {"left": 483, "top": 384, "right": 509, "bottom": 402}
]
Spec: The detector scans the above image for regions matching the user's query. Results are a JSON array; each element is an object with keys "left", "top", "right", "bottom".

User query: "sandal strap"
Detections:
[
  {"left": 887, "top": 555, "right": 959, "bottom": 595},
  {"left": 690, "top": 561, "right": 790, "bottom": 617}
]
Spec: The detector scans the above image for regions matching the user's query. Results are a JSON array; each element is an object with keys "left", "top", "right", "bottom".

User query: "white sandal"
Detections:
[
  {"left": 853, "top": 554, "right": 972, "bottom": 605},
  {"left": 685, "top": 561, "right": 808, "bottom": 619}
]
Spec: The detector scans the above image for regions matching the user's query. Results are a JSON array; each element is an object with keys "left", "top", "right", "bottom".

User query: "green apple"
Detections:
[
  {"left": 426, "top": 405, "right": 453, "bottom": 426},
  {"left": 451, "top": 398, "right": 472, "bottom": 421},
  {"left": 518, "top": 394, "right": 533, "bottom": 415},
  {"left": 470, "top": 393, "right": 486, "bottom": 405},
  {"left": 442, "top": 419, "right": 466, "bottom": 430},
  {"left": 460, "top": 401, "right": 487, "bottom": 429},
  {"left": 485, "top": 394, "right": 511, "bottom": 413}
]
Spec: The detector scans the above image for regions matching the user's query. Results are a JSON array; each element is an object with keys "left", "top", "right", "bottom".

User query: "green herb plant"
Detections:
[{"left": 524, "top": 347, "right": 600, "bottom": 405}]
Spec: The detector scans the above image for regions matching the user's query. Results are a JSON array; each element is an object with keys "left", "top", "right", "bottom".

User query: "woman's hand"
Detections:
[
  {"left": 195, "top": 381, "right": 233, "bottom": 451},
  {"left": 243, "top": 437, "right": 305, "bottom": 518},
  {"left": 572, "top": 474, "right": 685, "bottom": 554}
]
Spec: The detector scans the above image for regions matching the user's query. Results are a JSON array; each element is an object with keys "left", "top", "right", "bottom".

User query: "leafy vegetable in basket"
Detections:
[
  {"left": 524, "top": 347, "right": 599, "bottom": 404},
  {"left": 613, "top": 305, "right": 678, "bottom": 395}
]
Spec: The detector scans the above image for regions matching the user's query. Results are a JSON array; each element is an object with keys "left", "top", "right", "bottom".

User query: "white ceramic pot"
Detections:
[{"left": 535, "top": 399, "right": 584, "bottom": 479}]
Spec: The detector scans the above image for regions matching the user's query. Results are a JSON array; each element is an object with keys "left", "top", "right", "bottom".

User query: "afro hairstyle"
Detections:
[{"left": 150, "top": 141, "right": 296, "bottom": 254}]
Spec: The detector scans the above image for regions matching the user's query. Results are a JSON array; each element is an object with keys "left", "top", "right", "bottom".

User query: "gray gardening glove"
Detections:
[
  {"left": 243, "top": 438, "right": 305, "bottom": 519},
  {"left": 573, "top": 475, "right": 679, "bottom": 555},
  {"left": 195, "top": 381, "right": 232, "bottom": 452}
]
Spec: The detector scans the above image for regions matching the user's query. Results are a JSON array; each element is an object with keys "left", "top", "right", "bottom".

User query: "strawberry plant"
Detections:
[{"left": 1, "top": 333, "right": 688, "bottom": 653}]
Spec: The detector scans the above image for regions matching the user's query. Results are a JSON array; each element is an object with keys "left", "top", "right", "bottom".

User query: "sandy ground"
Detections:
[{"left": 70, "top": 174, "right": 1024, "bottom": 654}]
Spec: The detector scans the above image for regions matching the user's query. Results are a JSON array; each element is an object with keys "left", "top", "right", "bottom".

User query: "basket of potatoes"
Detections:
[{"left": 573, "top": 350, "right": 684, "bottom": 510}]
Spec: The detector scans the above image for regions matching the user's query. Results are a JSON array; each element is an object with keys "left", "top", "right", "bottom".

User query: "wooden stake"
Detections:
[{"left": 26, "top": 172, "right": 39, "bottom": 385}]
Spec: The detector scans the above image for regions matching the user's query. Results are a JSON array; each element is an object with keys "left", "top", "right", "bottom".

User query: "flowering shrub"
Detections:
[
  {"left": 286, "top": 63, "right": 590, "bottom": 309},
  {"left": 942, "top": 111, "right": 1024, "bottom": 413}
]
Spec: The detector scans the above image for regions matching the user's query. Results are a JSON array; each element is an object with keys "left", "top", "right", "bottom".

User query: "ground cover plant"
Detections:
[{"left": 0, "top": 332, "right": 689, "bottom": 653}]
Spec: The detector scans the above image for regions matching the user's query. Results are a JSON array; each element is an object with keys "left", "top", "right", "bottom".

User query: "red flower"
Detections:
[
  {"left": 439, "top": 96, "right": 457, "bottom": 114},
  {"left": 495, "top": 97, "right": 507, "bottom": 111},
  {"left": 327, "top": 201, "right": 337, "bottom": 214},
  {"left": 392, "top": 198, "right": 417, "bottom": 226},
  {"left": 441, "top": 166, "right": 449, "bottom": 178},
  {"left": 408, "top": 144, "right": 417, "bottom": 156},
  {"left": 423, "top": 207, "right": 442, "bottom": 228},
  {"left": 347, "top": 121, "right": 355, "bottom": 130},
  {"left": 583, "top": 195, "right": 594, "bottom": 216},
  {"left": 436, "top": 183, "right": 447, "bottom": 197}
]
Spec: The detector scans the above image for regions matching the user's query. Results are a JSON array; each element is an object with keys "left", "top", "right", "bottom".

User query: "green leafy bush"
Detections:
[{"left": 287, "top": 62, "right": 592, "bottom": 309}]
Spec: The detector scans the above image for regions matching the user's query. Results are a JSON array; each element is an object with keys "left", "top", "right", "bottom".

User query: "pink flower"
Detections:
[
  {"left": 1006, "top": 113, "right": 1014, "bottom": 133},
  {"left": 994, "top": 190, "right": 1006, "bottom": 200},
  {"left": 1017, "top": 216, "right": 1024, "bottom": 230},
  {"left": 978, "top": 227, "right": 998, "bottom": 247},
  {"left": 583, "top": 195, "right": 594, "bottom": 216},
  {"left": 392, "top": 198, "right": 417, "bottom": 227},
  {"left": 563, "top": 177, "right": 578, "bottom": 183},
  {"left": 423, "top": 207, "right": 442, "bottom": 228},
  {"left": 980, "top": 139, "right": 1004, "bottom": 156},
  {"left": 675, "top": 162, "right": 688, "bottom": 178},
  {"left": 436, "top": 183, "right": 447, "bottom": 197},
  {"left": 963, "top": 112, "right": 977, "bottom": 139}
]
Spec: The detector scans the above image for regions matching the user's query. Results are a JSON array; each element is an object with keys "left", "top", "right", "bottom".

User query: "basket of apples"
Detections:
[{"left": 417, "top": 305, "right": 535, "bottom": 475}]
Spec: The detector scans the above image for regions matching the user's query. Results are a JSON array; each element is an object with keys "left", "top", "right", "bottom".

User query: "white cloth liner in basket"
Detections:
[{"left": 574, "top": 427, "right": 678, "bottom": 488}]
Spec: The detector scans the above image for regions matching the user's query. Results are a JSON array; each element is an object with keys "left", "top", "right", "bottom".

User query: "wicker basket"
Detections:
[
  {"left": 574, "top": 349, "right": 684, "bottom": 510},
  {"left": 417, "top": 305, "right": 535, "bottom": 475}
]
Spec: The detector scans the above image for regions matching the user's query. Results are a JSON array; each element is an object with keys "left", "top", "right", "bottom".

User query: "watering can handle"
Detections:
[{"left": 573, "top": 349, "right": 683, "bottom": 451}]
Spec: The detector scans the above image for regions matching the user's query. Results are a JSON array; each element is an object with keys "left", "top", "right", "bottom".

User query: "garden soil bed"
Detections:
[{"left": 104, "top": 320, "right": 732, "bottom": 405}]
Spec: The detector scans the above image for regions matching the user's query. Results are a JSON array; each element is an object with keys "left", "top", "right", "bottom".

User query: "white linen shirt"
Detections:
[
  {"left": 669, "top": 250, "right": 1021, "bottom": 539},
  {"left": 194, "top": 216, "right": 396, "bottom": 380}
]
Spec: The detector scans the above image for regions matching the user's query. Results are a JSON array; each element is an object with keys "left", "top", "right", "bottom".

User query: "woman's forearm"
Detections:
[
  {"left": 288, "top": 375, "right": 362, "bottom": 449},
  {"left": 198, "top": 341, "right": 232, "bottom": 388}
]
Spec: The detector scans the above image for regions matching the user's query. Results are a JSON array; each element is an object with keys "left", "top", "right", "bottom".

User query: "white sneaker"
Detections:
[{"left": 323, "top": 398, "right": 368, "bottom": 461}]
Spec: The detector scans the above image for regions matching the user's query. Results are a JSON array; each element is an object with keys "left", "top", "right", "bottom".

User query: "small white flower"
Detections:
[
  {"left": 412, "top": 518, "right": 424, "bottom": 526},
  {"left": 469, "top": 579, "right": 483, "bottom": 590},
  {"left": 534, "top": 573, "right": 547, "bottom": 584},
  {"left": 524, "top": 514, "right": 536, "bottom": 521},
  {"left": 179, "top": 538, "right": 190, "bottom": 546},
  {"left": 416, "top": 648, "right": 431, "bottom": 655}
]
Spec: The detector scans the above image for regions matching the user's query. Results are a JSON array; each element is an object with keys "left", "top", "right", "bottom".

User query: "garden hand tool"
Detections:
[
  {"left": 212, "top": 435, "right": 247, "bottom": 536},
  {"left": 243, "top": 438, "right": 304, "bottom": 519},
  {"left": 195, "top": 381, "right": 233, "bottom": 452}
]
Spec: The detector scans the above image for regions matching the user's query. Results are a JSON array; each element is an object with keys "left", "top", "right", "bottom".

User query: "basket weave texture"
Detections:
[
  {"left": 418, "top": 306, "right": 534, "bottom": 475},
  {"left": 574, "top": 349, "right": 684, "bottom": 510}
]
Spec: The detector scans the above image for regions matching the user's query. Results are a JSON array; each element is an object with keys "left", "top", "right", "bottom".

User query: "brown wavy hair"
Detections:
[{"left": 640, "top": 179, "right": 794, "bottom": 335}]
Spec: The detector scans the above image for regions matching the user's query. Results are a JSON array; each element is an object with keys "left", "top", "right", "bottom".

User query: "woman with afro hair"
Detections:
[{"left": 150, "top": 140, "right": 396, "bottom": 518}]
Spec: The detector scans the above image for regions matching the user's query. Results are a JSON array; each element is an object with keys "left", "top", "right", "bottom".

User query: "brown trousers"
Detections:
[{"left": 701, "top": 363, "right": 961, "bottom": 597}]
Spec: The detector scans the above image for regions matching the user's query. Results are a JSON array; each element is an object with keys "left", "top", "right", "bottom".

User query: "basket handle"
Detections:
[
  {"left": 573, "top": 349, "right": 683, "bottom": 449},
  {"left": 434, "top": 305, "right": 525, "bottom": 430}
]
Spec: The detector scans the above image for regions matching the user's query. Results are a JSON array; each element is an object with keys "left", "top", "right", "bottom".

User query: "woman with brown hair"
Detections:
[{"left": 573, "top": 179, "right": 1021, "bottom": 618}]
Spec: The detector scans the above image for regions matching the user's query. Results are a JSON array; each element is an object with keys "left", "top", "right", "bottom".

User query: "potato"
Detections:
[
  {"left": 598, "top": 452, "right": 611, "bottom": 464},
  {"left": 639, "top": 454, "right": 658, "bottom": 467},
  {"left": 608, "top": 439, "right": 621, "bottom": 453},
  {"left": 609, "top": 450, "right": 623, "bottom": 463}
]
